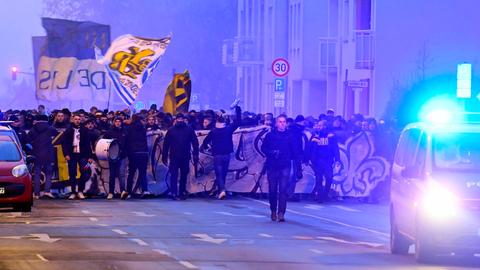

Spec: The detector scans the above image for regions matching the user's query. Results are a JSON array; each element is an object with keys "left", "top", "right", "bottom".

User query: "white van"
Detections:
[{"left": 390, "top": 122, "right": 480, "bottom": 262}]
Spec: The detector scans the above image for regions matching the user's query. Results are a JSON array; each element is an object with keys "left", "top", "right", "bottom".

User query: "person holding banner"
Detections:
[
  {"left": 201, "top": 106, "right": 242, "bottom": 200},
  {"left": 124, "top": 114, "right": 150, "bottom": 199},
  {"left": 261, "top": 115, "right": 298, "bottom": 222},
  {"left": 62, "top": 114, "right": 94, "bottom": 200},
  {"left": 162, "top": 113, "right": 199, "bottom": 200}
]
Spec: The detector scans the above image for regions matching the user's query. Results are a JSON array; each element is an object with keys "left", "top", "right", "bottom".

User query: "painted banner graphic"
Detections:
[{"left": 36, "top": 18, "right": 111, "bottom": 102}]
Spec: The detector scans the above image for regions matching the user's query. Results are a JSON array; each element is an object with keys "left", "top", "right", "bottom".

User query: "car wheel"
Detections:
[
  {"left": 14, "top": 203, "right": 32, "bottom": 212},
  {"left": 390, "top": 207, "right": 410, "bottom": 255},
  {"left": 415, "top": 222, "right": 436, "bottom": 263}
]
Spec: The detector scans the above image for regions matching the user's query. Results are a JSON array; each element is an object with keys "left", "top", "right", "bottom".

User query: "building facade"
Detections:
[{"left": 223, "top": 0, "right": 375, "bottom": 117}]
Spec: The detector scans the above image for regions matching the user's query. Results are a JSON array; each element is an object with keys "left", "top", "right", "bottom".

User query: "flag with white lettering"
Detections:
[
  {"left": 96, "top": 34, "right": 171, "bottom": 106},
  {"left": 36, "top": 18, "right": 111, "bottom": 102}
]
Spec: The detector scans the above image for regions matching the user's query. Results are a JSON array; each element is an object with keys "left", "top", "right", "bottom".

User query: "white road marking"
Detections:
[
  {"left": 258, "top": 233, "right": 273, "bottom": 238},
  {"left": 36, "top": 254, "right": 49, "bottom": 262},
  {"left": 191, "top": 233, "right": 227, "bottom": 244},
  {"left": 112, "top": 229, "right": 128, "bottom": 235},
  {"left": 304, "top": 204, "right": 324, "bottom": 210},
  {"left": 183, "top": 212, "right": 193, "bottom": 215},
  {"left": 178, "top": 261, "right": 198, "bottom": 269},
  {"left": 131, "top": 211, "right": 156, "bottom": 217},
  {"left": 130, "top": 238, "right": 149, "bottom": 246},
  {"left": 215, "top": 211, "right": 263, "bottom": 218},
  {"left": 332, "top": 205, "right": 361, "bottom": 212},
  {"left": 0, "top": 234, "right": 60, "bottom": 243},
  {"left": 81, "top": 210, "right": 91, "bottom": 214},
  {"left": 89, "top": 217, "right": 98, "bottom": 222},
  {"left": 317, "top": 236, "right": 384, "bottom": 248},
  {"left": 153, "top": 249, "right": 171, "bottom": 256},
  {"left": 310, "top": 249, "right": 324, "bottom": 254},
  {"left": 294, "top": 236, "right": 315, "bottom": 240},
  {"left": 98, "top": 224, "right": 109, "bottom": 227},
  {"left": 244, "top": 197, "right": 389, "bottom": 238}
]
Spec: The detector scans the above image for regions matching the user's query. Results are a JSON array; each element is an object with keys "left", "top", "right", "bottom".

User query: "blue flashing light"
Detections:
[
  {"left": 457, "top": 63, "right": 472, "bottom": 99},
  {"left": 419, "top": 96, "right": 463, "bottom": 124}
]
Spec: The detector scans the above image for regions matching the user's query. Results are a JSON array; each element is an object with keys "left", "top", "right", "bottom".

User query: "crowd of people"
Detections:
[{"left": 0, "top": 104, "right": 398, "bottom": 222}]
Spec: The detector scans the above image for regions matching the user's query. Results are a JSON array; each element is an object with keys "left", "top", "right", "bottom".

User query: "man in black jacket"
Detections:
[
  {"left": 162, "top": 113, "right": 199, "bottom": 200},
  {"left": 62, "top": 113, "right": 93, "bottom": 200},
  {"left": 261, "top": 114, "right": 298, "bottom": 222},
  {"left": 287, "top": 115, "right": 306, "bottom": 201},
  {"left": 201, "top": 106, "right": 241, "bottom": 199},
  {"left": 28, "top": 115, "right": 58, "bottom": 199},
  {"left": 104, "top": 117, "right": 127, "bottom": 200},
  {"left": 306, "top": 120, "right": 341, "bottom": 202},
  {"left": 124, "top": 114, "right": 149, "bottom": 199}
]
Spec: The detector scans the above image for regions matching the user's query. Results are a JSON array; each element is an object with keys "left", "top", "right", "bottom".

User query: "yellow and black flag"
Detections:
[{"left": 163, "top": 70, "right": 192, "bottom": 114}]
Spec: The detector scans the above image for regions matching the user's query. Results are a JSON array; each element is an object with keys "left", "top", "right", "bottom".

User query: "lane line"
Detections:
[
  {"left": 178, "top": 260, "right": 198, "bottom": 269},
  {"left": 244, "top": 197, "right": 389, "bottom": 238},
  {"left": 310, "top": 249, "right": 324, "bottom": 254},
  {"left": 98, "top": 224, "right": 109, "bottom": 227},
  {"left": 317, "top": 236, "right": 384, "bottom": 248},
  {"left": 153, "top": 249, "right": 171, "bottom": 256},
  {"left": 112, "top": 229, "right": 128, "bottom": 235},
  {"left": 183, "top": 212, "right": 193, "bottom": 215},
  {"left": 332, "top": 205, "right": 361, "bottom": 213},
  {"left": 130, "top": 238, "right": 149, "bottom": 246},
  {"left": 258, "top": 233, "right": 273, "bottom": 238},
  {"left": 89, "top": 217, "right": 98, "bottom": 222},
  {"left": 36, "top": 254, "right": 49, "bottom": 262},
  {"left": 294, "top": 235, "right": 315, "bottom": 240},
  {"left": 81, "top": 210, "right": 91, "bottom": 214}
]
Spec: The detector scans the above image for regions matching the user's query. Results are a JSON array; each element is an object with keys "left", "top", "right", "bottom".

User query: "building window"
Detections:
[
  {"left": 355, "top": 30, "right": 374, "bottom": 69},
  {"left": 319, "top": 38, "right": 337, "bottom": 67}
]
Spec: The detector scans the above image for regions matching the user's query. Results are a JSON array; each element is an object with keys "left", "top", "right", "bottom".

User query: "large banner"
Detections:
[
  {"left": 96, "top": 34, "right": 171, "bottom": 106},
  {"left": 47, "top": 127, "right": 390, "bottom": 198},
  {"left": 36, "top": 18, "right": 111, "bottom": 102}
]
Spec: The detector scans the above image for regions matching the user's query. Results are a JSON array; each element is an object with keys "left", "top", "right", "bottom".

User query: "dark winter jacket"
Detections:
[
  {"left": 306, "top": 131, "right": 340, "bottom": 166},
  {"left": 125, "top": 120, "right": 148, "bottom": 155},
  {"left": 261, "top": 129, "right": 298, "bottom": 169},
  {"left": 27, "top": 121, "right": 58, "bottom": 163},
  {"left": 162, "top": 122, "right": 199, "bottom": 162},
  {"left": 201, "top": 106, "right": 242, "bottom": 156},
  {"left": 62, "top": 124, "right": 93, "bottom": 159},
  {"left": 104, "top": 126, "right": 127, "bottom": 159}
]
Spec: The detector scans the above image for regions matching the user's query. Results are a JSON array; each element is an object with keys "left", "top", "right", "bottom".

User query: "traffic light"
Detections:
[{"left": 11, "top": 66, "right": 18, "bottom": 81}]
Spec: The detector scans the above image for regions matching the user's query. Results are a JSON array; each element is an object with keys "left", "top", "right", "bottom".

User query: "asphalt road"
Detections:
[{"left": 0, "top": 196, "right": 479, "bottom": 270}]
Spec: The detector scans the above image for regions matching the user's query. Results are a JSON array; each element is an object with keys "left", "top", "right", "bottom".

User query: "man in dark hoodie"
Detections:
[
  {"left": 124, "top": 114, "right": 150, "bottom": 199},
  {"left": 287, "top": 115, "right": 306, "bottom": 201},
  {"left": 162, "top": 113, "right": 199, "bottom": 200},
  {"left": 28, "top": 115, "right": 58, "bottom": 199},
  {"left": 261, "top": 114, "right": 298, "bottom": 222},
  {"left": 62, "top": 113, "right": 93, "bottom": 200},
  {"left": 201, "top": 106, "right": 241, "bottom": 199},
  {"left": 307, "top": 120, "right": 341, "bottom": 202},
  {"left": 104, "top": 117, "right": 127, "bottom": 200}
]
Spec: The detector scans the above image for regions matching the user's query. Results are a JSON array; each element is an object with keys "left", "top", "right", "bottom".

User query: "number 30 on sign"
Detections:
[{"left": 271, "top": 58, "right": 290, "bottom": 77}]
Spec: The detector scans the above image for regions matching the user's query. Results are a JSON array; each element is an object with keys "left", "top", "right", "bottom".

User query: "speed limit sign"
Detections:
[{"left": 272, "top": 58, "right": 290, "bottom": 77}]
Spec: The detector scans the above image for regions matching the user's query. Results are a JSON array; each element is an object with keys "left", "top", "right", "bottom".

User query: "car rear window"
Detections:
[{"left": 0, "top": 140, "right": 21, "bottom": 161}]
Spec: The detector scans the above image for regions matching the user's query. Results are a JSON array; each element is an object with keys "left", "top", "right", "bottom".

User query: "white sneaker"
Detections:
[
  {"left": 68, "top": 193, "right": 77, "bottom": 200},
  {"left": 107, "top": 193, "right": 114, "bottom": 200},
  {"left": 218, "top": 191, "right": 226, "bottom": 200},
  {"left": 33, "top": 195, "right": 40, "bottom": 200},
  {"left": 43, "top": 192, "right": 55, "bottom": 199},
  {"left": 120, "top": 191, "right": 129, "bottom": 200},
  {"left": 77, "top": 192, "right": 85, "bottom": 200}
]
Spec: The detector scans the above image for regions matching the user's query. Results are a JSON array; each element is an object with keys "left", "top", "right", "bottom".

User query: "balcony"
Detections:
[
  {"left": 318, "top": 37, "right": 338, "bottom": 73},
  {"left": 222, "top": 37, "right": 262, "bottom": 66},
  {"left": 354, "top": 30, "right": 374, "bottom": 70}
]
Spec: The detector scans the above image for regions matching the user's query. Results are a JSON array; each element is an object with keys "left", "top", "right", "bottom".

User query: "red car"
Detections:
[{"left": 0, "top": 126, "right": 33, "bottom": 212}]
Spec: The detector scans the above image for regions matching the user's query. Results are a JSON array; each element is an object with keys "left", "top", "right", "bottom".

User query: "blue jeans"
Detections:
[
  {"left": 267, "top": 164, "right": 291, "bottom": 215},
  {"left": 213, "top": 154, "right": 231, "bottom": 192},
  {"left": 33, "top": 162, "right": 53, "bottom": 196}
]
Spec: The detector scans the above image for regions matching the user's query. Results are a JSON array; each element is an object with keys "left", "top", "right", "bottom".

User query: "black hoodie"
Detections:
[
  {"left": 162, "top": 122, "right": 199, "bottom": 161},
  {"left": 125, "top": 120, "right": 148, "bottom": 155},
  {"left": 28, "top": 121, "right": 58, "bottom": 163},
  {"left": 104, "top": 125, "right": 127, "bottom": 158}
]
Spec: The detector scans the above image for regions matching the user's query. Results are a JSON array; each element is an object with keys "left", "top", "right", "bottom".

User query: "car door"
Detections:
[{"left": 391, "top": 128, "right": 421, "bottom": 236}]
